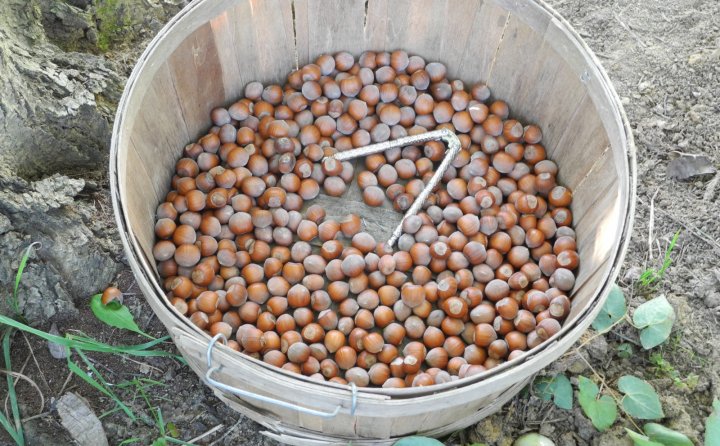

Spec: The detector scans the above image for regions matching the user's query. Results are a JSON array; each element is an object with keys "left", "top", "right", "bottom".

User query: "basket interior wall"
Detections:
[{"left": 116, "top": 0, "right": 626, "bottom": 337}]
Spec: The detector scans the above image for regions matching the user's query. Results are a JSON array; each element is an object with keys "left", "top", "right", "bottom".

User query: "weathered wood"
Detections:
[{"left": 109, "top": 0, "right": 636, "bottom": 443}]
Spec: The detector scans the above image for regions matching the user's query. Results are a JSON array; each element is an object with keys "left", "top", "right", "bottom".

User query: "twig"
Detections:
[
  {"left": 209, "top": 418, "right": 243, "bottom": 446},
  {"left": 609, "top": 331, "right": 642, "bottom": 347},
  {"left": 4, "top": 351, "right": 32, "bottom": 418},
  {"left": 653, "top": 206, "right": 720, "bottom": 256},
  {"left": 188, "top": 424, "right": 224, "bottom": 444},
  {"left": 0, "top": 370, "right": 45, "bottom": 414},
  {"left": 21, "top": 411, "right": 49, "bottom": 423},
  {"left": 58, "top": 370, "right": 74, "bottom": 396},
  {"left": 648, "top": 188, "right": 660, "bottom": 260},
  {"left": 613, "top": 12, "right": 647, "bottom": 48},
  {"left": 21, "top": 332, "right": 50, "bottom": 391}
]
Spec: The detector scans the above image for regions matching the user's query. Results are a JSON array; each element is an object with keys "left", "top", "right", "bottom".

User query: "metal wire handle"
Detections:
[
  {"left": 205, "top": 334, "right": 357, "bottom": 418},
  {"left": 324, "top": 128, "right": 462, "bottom": 248}
]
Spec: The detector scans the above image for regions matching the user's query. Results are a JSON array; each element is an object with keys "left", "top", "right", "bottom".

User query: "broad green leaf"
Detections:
[
  {"left": 626, "top": 429, "right": 664, "bottom": 446},
  {"left": 633, "top": 295, "right": 675, "bottom": 349},
  {"left": 643, "top": 423, "right": 692, "bottom": 446},
  {"left": 618, "top": 376, "right": 664, "bottom": 419},
  {"left": 639, "top": 318, "right": 674, "bottom": 350},
  {"left": 534, "top": 374, "right": 573, "bottom": 410},
  {"left": 705, "top": 400, "right": 720, "bottom": 446},
  {"left": 394, "top": 437, "right": 444, "bottom": 446},
  {"left": 592, "top": 284, "right": 627, "bottom": 332},
  {"left": 513, "top": 433, "right": 555, "bottom": 446},
  {"left": 90, "top": 294, "right": 151, "bottom": 338},
  {"left": 577, "top": 376, "right": 618, "bottom": 431}
]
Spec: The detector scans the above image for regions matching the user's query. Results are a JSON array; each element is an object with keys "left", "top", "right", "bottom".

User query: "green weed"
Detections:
[
  {"left": 0, "top": 243, "right": 184, "bottom": 445},
  {"left": 639, "top": 230, "right": 681, "bottom": 287}
]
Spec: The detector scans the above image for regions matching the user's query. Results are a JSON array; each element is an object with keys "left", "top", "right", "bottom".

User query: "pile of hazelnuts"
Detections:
[{"left": 152, "top": 50, "right": 578, "bottom": 389}]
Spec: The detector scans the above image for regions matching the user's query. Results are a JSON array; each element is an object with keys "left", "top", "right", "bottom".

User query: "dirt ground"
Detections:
[{"left": 2, "top": 0, "right": 720, "bottom": 445}]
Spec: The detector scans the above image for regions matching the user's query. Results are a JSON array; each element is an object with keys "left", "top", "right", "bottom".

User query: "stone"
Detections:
[
  {"left": 56, "top": 392, "right": 109, "bottom": 446},
  {"left": 572, "top": 407, "right": 596, "bottom": 441}
]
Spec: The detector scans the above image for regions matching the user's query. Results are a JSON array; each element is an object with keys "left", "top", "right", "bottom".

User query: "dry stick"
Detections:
[
  {"left": 209, "top": 419, "right": 243, "bottom": 446},
  {"left": 562, "top": 315, "right": 631, "bottom": 359},
  {"left": 647, "top": 188, "right": 660, "bottom": 261},
  {"left": 652, "top": 206, "right": 720, "bottom": 256},
  {"left": 187, "top": 424, "right": 224, "bottom": 444},
  {"left": 123, "top": 356, "right": 164, "bottom": 375},
  {"left": 57, "top": 370, "right": 74, "bottom": 396},
  {"left": 613, "top": 12, "right": 647, "bottom": 48},
  {"left": 4, "top": 353, "right": 32, "bottom": 419},
  {"left": 0, "top": 370, "right": 45, "bottom": 414},
  {"left": 21, "top": 332, "right": 50, "bottom": 391},
  {"left": 21, "top": 411, "right": 50, "bottom": 423}
]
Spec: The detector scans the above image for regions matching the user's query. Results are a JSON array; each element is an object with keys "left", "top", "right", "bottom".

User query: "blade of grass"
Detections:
[
  {"left": 0, "top": 411, "right": 21, "bottom": 445},
  {"left": 99, "top": 406, "right": 124, "bottom": 419},
  {"left": 658, "top": 230, "right": 681, "bottom": 277},
  {"left": 0, "top": 315, "right": 180, "bottom": 359},
  {"left": 74, "top": 349, "right": 137, "bottom": 421},
  {"left": 67, "top": 353, "right": 136, "bottom": 421},
  {"left": 163, "top": 437, "right": 196, "bottom": 445},
  {"left": 156, "top": 407, "right": 166, "bottom": 437},
  {"left": 12, "top": 243, "right": 40, "bottom": 317},
  {"left": 3, "top": 328, "right": 24, "bottom": 446}
]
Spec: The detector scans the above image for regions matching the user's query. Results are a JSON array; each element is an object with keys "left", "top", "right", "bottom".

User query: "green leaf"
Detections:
[
  {"left": 166, "top": 422, "right": 179, "bottom": 438},
  {"left": 643, "top": 423, "right": 692, "bottom": 446},
  {"left": 626, "top": 429, "right": 664, "bottom": 446},
  {"left": 12, "top": 242, "right": 40, "bottom": 317},
  {"left": 618, "top": 376, "right": 664, "bottom": 419},
  {"left": 0, "top": 314, "right": 180, "bottom": 360},
  {"left": 393, "top": 437, "right": 445, "bottom": 446},
  {"left": 632, "top": 295, "right": 675, "bottom": 349},
  {"left": 534, "top": 374, "right": 573, "bottom": 410},
  {"left": 617, "top": 343, "right": 633, "bottom": 359},
  {"left": 705, "top": 400, "right": 720, "bottom": 446},
  {"left": 592, "top": 284, "right": 627, "bottom": 332},
  {"left": 2, "top": 328, "right": 25, "bottom": 446},
  {"left": 513, "top": 433, "right": 555, "bottom": 446},
  {"left": 90, "top": 294, "right": 152, "bottom": 338},
  {"left": 577, "top": 376, "right": 618, "bottom": 431}
]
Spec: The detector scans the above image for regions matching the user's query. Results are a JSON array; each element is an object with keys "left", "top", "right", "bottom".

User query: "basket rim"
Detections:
[{"left": 109, "top": 0, "right": 637, "bottom": 400}]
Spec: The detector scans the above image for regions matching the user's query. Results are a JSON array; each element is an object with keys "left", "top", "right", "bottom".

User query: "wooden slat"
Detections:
[
  {"left": 543, "top": 18, "right": 629, "bottom": 177},
  {"left": 166, "top": 22, "right": 225, "bottom": 141},
  {"left": 228, "top": 0, "right": 297, "bottom": 86},
  {"left": 485, "top": 13, "right": 550, "bottom": 113},
  {"left": 378, "top": 0, "right": 481, "bottom": 70},
  {"left": 455, "top": 1, "right": 511, "bottom": 84},
  {"left": 294, "top": 0, "right": 366, "bottom": 61},
  {"left": 551, "top": 95, "right": 611, "bottom": 190}
]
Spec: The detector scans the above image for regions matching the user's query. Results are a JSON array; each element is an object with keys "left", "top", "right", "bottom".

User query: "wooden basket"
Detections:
[{"left": 109, "top": 0, "right": 636, "bottom": 443}]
